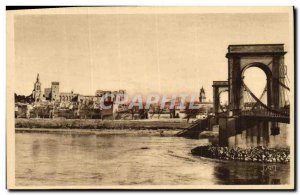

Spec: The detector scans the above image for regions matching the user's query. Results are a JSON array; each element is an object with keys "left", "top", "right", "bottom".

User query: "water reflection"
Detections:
[
  {"left": 15, "top": 132, "right": 290, "bottom": 186},
  {"left": 214, "top": 162, "right": 289, "bottom": 185}
]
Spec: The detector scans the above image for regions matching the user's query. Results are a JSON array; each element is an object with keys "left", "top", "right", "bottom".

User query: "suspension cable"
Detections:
[{"left": 242, "top": 81, "right": 289, "bottom": 116}]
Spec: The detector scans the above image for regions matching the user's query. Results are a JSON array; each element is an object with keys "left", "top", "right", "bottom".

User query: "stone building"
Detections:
[
  {"left": 51, "top": 82, "right": 60, "bottom": 101},
  {"left": 95, "top": 90, "right": 111, "bottom": 97},
  {"left": 114, "top": 90, "right": 126, "bottom": 102},
  {"left": 95, "top": 89, "right": 126, "bottom": 103},
  {"left": 59, "top": 91, "right": 78, "bottom": 102},
  {"left": 197, "top": 87, "right": 213, "bottom": 115},
  {"left": 199, "top": 86, "right": 206, "bottom": 103},
  {"left": 32, "top": 73, "right": 42, "bottom": 102},
  {"left": 77, "top": 95, "right": 95, "bottom": 103},
  {"left": 44, "top": 88, "right": 51, "bottom": 100}
]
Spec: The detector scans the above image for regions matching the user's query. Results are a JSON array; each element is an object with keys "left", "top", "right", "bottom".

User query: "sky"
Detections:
[{"left": 14, "top": 12, "right": 291, "bottom": 100}]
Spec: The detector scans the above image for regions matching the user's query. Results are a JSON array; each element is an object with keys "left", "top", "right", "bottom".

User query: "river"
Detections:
[{"left": 15, "top": 131, "right": 290, "bottom": 186}]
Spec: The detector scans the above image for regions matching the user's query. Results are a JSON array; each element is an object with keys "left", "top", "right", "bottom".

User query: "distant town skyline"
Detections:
[{"left": 14, "top": 10, "right": 291, "bottom": 100}]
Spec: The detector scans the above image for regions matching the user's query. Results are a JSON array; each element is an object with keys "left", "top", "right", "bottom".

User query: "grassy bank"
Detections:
[{"left": 15, "top": 118, "right": 191, "bottom": 130}]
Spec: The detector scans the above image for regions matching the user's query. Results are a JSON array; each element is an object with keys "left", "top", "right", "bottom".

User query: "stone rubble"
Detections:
[{"left": 191, "top": 145, "right": 290, "bottom": 163}]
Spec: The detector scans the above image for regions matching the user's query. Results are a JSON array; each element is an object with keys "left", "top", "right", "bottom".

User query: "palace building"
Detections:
[{"left": 51, "top": 82, "right": 60, "bottom": 101}]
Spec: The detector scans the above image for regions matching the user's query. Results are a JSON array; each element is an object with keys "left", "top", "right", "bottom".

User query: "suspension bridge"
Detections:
[{"left": 180, "top": 44, "right": 291, "bottom": 147}]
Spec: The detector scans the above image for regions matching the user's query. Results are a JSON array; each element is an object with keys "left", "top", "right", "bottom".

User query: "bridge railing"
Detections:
[{"left": 241, "top": 108, "right": 290, "bottom": 118}]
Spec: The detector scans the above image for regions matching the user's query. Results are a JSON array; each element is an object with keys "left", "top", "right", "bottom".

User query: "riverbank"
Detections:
[
  {"left": 191, "top": 145, "right": 290, "bottom": 163},
  {"left": 15, "top": 128, "right": 181, "bottom": 136},
  {"left": 15, "top": 118, "right": 191, "bottom": 130}
]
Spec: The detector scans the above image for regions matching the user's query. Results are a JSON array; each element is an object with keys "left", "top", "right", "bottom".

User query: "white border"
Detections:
[{"left": 2, "top": 1, "right": 299, "bottom": 194}]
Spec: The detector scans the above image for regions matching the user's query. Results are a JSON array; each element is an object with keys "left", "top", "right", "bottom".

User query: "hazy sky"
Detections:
[{"left": 14, "top": 12, "right": 291, "bottom": 100}]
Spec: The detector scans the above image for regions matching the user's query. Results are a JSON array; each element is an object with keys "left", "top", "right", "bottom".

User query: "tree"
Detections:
[{"left": 15, "top": 93, "right": 34, "bottom": 104}]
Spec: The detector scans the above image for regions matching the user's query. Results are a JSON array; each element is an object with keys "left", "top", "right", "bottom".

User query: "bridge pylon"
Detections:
[
  {"left": 215, "top": 44, "right": 290, "bottom": 147},
  {"left": 226, "top": 44, "right": 287, "bottom": 115}
]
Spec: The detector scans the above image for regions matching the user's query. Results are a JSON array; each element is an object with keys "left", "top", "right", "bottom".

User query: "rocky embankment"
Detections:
[{"left": 191, "top": 145, "right": 290, "bottom": 163}]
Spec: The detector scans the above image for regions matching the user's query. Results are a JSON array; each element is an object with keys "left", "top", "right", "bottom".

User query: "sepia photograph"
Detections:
[{"left": 6, "top": 6, "right": 295, "bottom": 190}]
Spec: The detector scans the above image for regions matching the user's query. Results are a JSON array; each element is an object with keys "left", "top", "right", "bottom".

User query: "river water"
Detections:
[{"left": 15, "top": 131, "right": 290, "bottom": 186}]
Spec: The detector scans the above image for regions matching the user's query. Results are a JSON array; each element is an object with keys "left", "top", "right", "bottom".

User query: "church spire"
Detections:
[
  {"left": 199, "top": 86, "right": 206, "bottom": 103},
  {"left": 33, "top": 73, "right": 41, "bottom": 102},
  {"left": 200, "top": 86, "right": 205, "bottom": 93}
]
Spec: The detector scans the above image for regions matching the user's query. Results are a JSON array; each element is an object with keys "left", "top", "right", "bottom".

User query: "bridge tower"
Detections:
[
  {"left": 226, "top": 44, "right": 287, "bottom": 115},
  {"left": 217, "top": 44, "right": 290, "bottom": 147},
  {"left": 212, "top": 81, "right": 228, "bottom": 116}
]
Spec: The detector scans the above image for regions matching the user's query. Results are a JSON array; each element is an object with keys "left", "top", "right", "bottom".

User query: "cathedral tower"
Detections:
[{"left": 32, "top": 73, "right": 42, "bottom": 102}]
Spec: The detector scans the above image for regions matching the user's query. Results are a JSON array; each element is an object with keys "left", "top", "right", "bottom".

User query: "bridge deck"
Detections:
[{"left": 240, "top": 112, "right": 290, "bottom": 123}]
